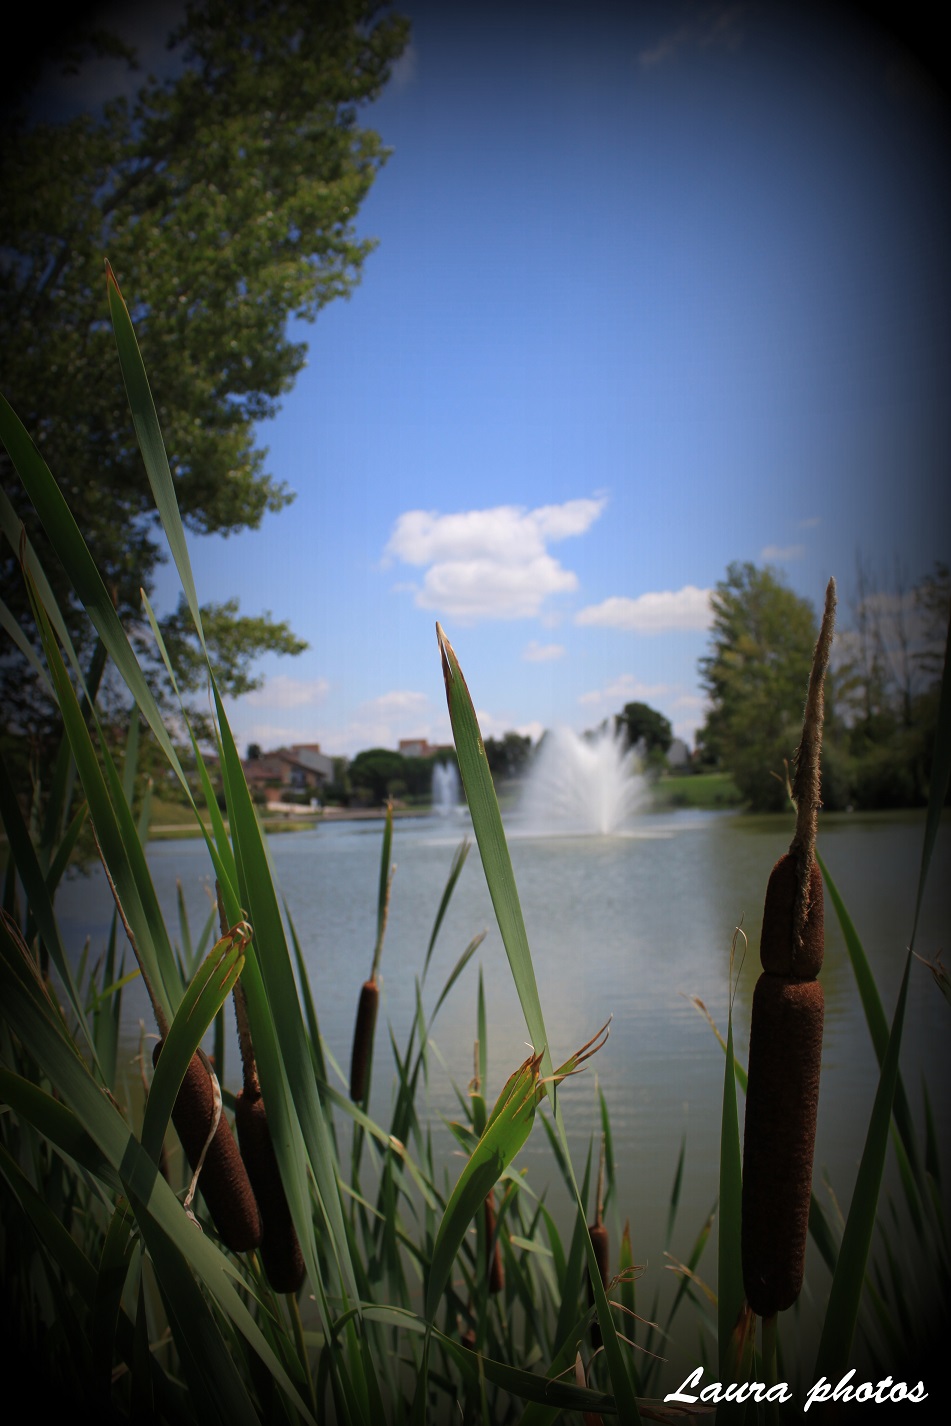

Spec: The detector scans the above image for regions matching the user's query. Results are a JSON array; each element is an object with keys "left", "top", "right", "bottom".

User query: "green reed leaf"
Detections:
[
  {"left": 106, "top": 263, "right": 205, "bottom": 648},
  {"left": 717, "top": 978, "right": 745, "bottom": 1385},
  {"left": 436, "top": 624, "right": 549, "bottom": 1069},
  {"left": 141, "top": 927, "right": 246, "bottom": 1162},
  {"left": 814, "top": 949, "right": 913, "bottom": 1380},
  {"left": 426, "top": 1049, "right": 544, "bottom": 1320}
]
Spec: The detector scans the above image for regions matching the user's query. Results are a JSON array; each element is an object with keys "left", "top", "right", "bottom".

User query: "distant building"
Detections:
[
  {"left": 398, "top": 738, "right": 453, "bottom": 760},
  {"left": 243, "top": 743, "right": 334, "bottom": 803},
  {"left": 667, "top": 738, "right": 691, "bottom": 769}
]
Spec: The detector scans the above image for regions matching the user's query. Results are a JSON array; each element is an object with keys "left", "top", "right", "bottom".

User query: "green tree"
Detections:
[
  {"left": 484, "top": 732, "right": 532, "bottom": 781},
  {"left": 614, "top": 701, "right": 672, "bottom": 758},
  {"left": 348, "top": 748, "right": 407, "bottom": 805},
  {"left": 698, "top": 562, "right": 818, "bottom": 811},
  {"left": 1, "top": 0, "right": 409, "bottom": 731}
]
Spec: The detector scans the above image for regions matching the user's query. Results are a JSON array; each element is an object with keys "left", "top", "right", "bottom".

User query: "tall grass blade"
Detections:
[
  {"left": 140, "top": 928, "right": 246, "bottom": 1161},
  {"left": 0, "top": 401, "right": 192, "bottom": 795},
  {"left": 436, "top": 622, "right": 638, "bottom": 1420},
  {"left": 423, "top": 837, "right": 470, "bottom": 984},
  {"left": 813, "top": 950, "right": 912, "bottom": 1380},
  {"left": 436, "top": 625, "right": 548, "bottom": 1066},
  {"left": 106, "top": 263, "right": 205, "bottom": 646},
  {"left": 25, "top": 568, "right": 181, "bottom": 1020},
  {"left": 0, "top": 748, "right": 89, "bottom": 1037},
  {"left": 817, "top": 851, "right": 918, "bottom": 1171},
  {"left": 426, "top": 1049, "right": 543, "bottom": 1320},
  {"left": 717, "top": 974, "right": 744, "bottom": 1385}
]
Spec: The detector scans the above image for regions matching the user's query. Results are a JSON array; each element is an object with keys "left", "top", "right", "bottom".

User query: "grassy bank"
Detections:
[{"left": 651, "top": 769, "right": 743, "bottom": 809}]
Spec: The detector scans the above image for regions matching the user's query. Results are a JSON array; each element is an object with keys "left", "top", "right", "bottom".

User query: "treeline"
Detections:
[
  {"left": 321, "top": 733, "right": 533, "bottom": 808},
  {"left": 698, "top": 560, "right": 950, "bottom": 813}
]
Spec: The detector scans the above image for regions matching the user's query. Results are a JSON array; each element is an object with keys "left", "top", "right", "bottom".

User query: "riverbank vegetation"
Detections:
[
  {"left": 1, "top": 272, "right": 949, "bottom": 1422},
  {"left": 697, "top": 560, "right": 950, "bottom": 813},
  {"left": 1, "top": 0, "right": 407, "bottom": 758}
]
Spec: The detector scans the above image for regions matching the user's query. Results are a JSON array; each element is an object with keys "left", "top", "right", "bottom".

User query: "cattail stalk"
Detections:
[
  {"left": 742, "top": 578, "right": 835, "bottom": 1318},
  {"left": 587, "top": 1135, "right": 610, "bottom": 1345},
  {"left": 217, "top": 885, "right": 306, "bottom": 1293},
  {"left": 349, "top": 802, "right": 395, "bottom": 1103},
  {"left": 152, "top": 1039, "right": 262, "bottom": 1252},
  {"left": 99, "top": 835, "right": 261, "bottom": 1251},
  {"left": 349, "top": 977, "right": 380, "bottom": 1104},
  {"left": 484, "top": 1188, "right": 505, "bottom": 1295},
  {"left": 235, "top": 1084, "right": 306, "bottom": 1293}
]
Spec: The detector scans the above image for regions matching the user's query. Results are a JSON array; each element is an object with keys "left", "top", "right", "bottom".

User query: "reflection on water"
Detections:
[{"left": 55, "top": 806, "right": 950, "bottom": 1378}]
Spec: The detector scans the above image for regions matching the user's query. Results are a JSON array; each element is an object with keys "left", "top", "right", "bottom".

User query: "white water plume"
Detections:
[{"left": 518, "top": 725, "right": 648, "bottom": 835}]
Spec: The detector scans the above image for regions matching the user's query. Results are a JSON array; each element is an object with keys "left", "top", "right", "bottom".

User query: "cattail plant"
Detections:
[
  {"left": 349, "top": 801, "right": 395, "bottom": 1103},
  {"left": 234, "top": 1083, "right": 305, "bottom": 1292},
  {"left": 484, "top": 1188, "right": 505, "bottom": 1295},
  {"left": 217, "top": 888, "right": 306, "bottom": 1293},
  {"left": 349, "top": 977, "right": 380, "bottom": 1105},
  {"left": 741, "top": 577, "right": 836, "bottom": 1318},
  {"left": 151, "top": 1038, "right": 262, "bottom": 1252},
  {"left": 96, "top": 835, "right": 262, "bottom": 1253},
  {"left": 587, "top": 1135, "right": 610, "bottom": 1346}
]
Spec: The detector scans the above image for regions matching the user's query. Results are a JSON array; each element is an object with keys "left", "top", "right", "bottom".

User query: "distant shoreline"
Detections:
[{"left": 147, "top": 802, "right": 438, "bottom": 841}]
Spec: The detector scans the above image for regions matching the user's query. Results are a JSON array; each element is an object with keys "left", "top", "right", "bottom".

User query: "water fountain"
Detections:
[
  {"left": 432, "top": 759, "right": 461, "bottom": 816},
  {"left": 518, "top": 724, "right": 648, "bottom": 835}
]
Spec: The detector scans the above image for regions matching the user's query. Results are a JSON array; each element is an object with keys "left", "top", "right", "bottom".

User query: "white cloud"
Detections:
[
  {"left": 361, "top": 690, "right": 429, "bottom": 717},
  {"left": 384, "top": 498, "right": 606, "bottom": 622},
  {"left": 579, "top": 674, "right": 671, "bottom": 708},
  {"left": 575, "top": 586, "right": 712, "bottom": 633},
  {"left": 760, "top": 544, "right": 806, "bottom": 562},
  {"left": 244, "top": 675, "right": 329, "bottom": 709},
  {"left": 235, "top": 721, "right": 313, "bottom": 750},
  {"left": 638, "top": 5, "right": 745, "bottom": 69},
  {"left": 522, "top": 640, "right": 565, "bottom": 663}
]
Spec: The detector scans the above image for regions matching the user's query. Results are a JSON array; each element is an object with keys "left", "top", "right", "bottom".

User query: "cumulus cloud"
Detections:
[
  {"left": 384, "top": 498, "right": 606, "bottom": 622},
  {"left": 317, "top": 691, "right": 449, "bottom": 757},
  {"left": 578, "top": 674, "right": 671, "bottom": 708},
  {"left": 522, "top": 640, "right": 565, "bottom": 662},
  {"left": 244, "top": 675, "right": 329, "bottom": 709},
  {"left": 639, "top": 4, "right": 745, "bottom": 68},
  {"left": 361, "top": 690, "right": 429, "bottom": 718},
  {"left": 760, "top": 544, "right": 806, "bottom": 562},
  {"left": 575, "top": 586, "right": 712, "bottom": 633}
]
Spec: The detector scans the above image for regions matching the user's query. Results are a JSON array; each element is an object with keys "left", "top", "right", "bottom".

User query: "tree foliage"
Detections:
[
  {"left": 346, "top": 747, "right": 403, "bottom": 804},
  {"left": 484, "top": 731, "right": 532, "bottom": 781},
  {"left": 1, "top": 0, "right": 409, "bottom": 728},
  {"left": 698, "top": 559, "right": 950, "bottom": 813},
  {"left": 698, "top": 562, "right": 818, "bottom": 812},
  {"left": 614, "top": 701, "right": 672, "bottom": 757},
  {"left": 828, "top": 557, "right": 950, "bottom": 809}
]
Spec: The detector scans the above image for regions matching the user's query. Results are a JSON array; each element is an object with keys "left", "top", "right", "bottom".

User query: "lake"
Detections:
[{"left": 55, "top": 804, "right": 950, "bottom": 1385}]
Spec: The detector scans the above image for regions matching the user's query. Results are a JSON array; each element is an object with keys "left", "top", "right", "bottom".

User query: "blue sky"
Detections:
[{"left": 35, "top": 2, "right": 951, "bottom": 756}]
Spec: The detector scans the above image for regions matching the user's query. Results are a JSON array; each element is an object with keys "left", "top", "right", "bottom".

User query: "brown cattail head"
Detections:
[
  {"left": 235, "top": 1087, "right": 306, "bottom": 1294},
  {"left": 587, "top": 1219, "right": 610, "bottom": 1346},
  {"left": 741, "top": 974, "right": 824, "bottom": 1316},
  {"left": 760, "top": 852, "right": 824, "bottom": 979},
  {"left": 349, "top": 978, "right": 379, "bottom": 1103},
  {"left": 152, "top": 1041, "right": 262, "bottom": 1252},
  {"left": 588, "top": 1220, "right": 610, "bottom": 1292},
  {"left": 484, "top": 1190, "right": 505, "bottom": 1294}
]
